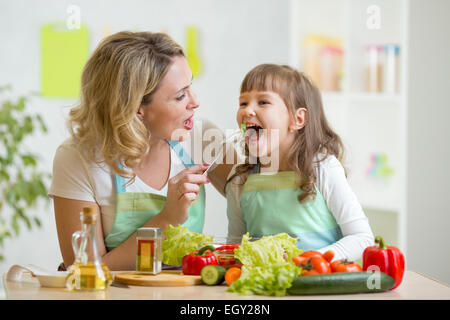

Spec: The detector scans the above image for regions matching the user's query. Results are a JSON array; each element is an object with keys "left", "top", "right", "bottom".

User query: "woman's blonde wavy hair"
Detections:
[
  {"left": 68, "top": 31, "right": 185, "bottom": 180},
  {"left": 226, "top": 64, "right": 346, "bottom": 202}
]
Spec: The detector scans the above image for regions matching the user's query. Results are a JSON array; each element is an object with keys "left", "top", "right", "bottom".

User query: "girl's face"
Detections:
[
  {"left": 237, "top": 90, "right": 296, "bottom": 161},
  {"left": 137, "top": 56, "right": 199, "bottom": 142}
]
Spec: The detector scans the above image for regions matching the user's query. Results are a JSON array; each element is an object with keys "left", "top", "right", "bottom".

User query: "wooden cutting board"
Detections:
[{"left": 114, "top": 270, "right": 202, "bottom": 286}]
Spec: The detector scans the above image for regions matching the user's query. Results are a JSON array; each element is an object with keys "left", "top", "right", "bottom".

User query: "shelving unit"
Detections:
[{"left": 289, "top": 0, "right": 408, "bottom": 252}]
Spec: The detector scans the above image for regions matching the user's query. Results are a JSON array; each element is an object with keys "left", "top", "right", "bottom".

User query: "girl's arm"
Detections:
[{"left": 316, "top": 155, "right": 375, "bottom": 261}]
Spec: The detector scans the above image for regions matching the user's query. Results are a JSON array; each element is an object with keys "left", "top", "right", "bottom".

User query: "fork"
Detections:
[{"left": 202, "top": 126, "right": 246, "bottom": 175}]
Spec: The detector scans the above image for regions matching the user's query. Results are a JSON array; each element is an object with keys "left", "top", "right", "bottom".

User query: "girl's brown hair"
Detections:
[
  {"left": 227, "top": 64, "right": 345, "bottom": 202},
  {"left": 68, "top": 31, "right": 185, "bottom": 180}
]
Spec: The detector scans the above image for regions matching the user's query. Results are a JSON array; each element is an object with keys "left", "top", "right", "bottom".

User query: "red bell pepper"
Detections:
[
  {"left": 182, "top": 245, "right": 218, "bottom": 275},
  {"left": 363, "top": 236, "right": 405, "bottom": 289}
]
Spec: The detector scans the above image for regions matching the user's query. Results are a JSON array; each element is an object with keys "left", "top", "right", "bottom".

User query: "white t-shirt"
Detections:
[
  {"left": 48, "top": 118, "right": 223, "bottom": 238},
  {"left": 225, "top": 154, "right": 375, "bottom": 262}
]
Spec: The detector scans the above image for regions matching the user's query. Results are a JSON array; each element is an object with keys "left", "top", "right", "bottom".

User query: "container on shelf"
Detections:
[
  {"left": 319, "top": 46, "right": 344, "bottom": 91},
  {"left": 365, "top": 44, "right": 384, "bottom": 93},
  {"left": 383, "top": 44, "right": 401, "bottom": 93},
  {"left": 303, "top": 34, "right": 344, "bottom": 91}
]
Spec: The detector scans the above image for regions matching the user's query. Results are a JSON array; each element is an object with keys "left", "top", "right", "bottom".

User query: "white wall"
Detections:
[
  {"left": 406, "top": 0, "right": 450, "bottom": 285},
  {"left": 0, "top": 0, "right": 290, "bottom": 274}
]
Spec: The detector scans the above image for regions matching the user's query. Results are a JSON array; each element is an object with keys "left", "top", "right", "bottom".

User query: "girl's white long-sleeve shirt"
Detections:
[{"left": 225, "top": 154, "right": 375, "bottom": 262}]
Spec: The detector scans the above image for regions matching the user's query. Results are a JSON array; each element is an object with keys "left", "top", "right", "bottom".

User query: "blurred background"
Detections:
[{"left": 0, "top": 0, "right": 449, "bottom": 285}]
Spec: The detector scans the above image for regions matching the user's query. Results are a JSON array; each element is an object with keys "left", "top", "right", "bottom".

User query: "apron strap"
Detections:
[
  {"left": 114, "top": 141, "right": 195, "bottom": 194},
  {"left": 114, "top": 162, "right": 127, "bottom": 193},
  {"left": 167, "top": 140, "right": 195, "bottom": 168}
]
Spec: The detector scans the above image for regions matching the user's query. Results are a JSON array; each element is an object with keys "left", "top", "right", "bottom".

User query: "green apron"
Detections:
[
  {"left": 240, "top": 166, "right": 342, "bottom": 251},
  {"left": 104, "top": 141, "right": 205, "bottom": 251}
]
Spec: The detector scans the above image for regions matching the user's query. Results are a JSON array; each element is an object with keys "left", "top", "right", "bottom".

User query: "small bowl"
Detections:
[
  {"left": 35, "top": 274, "right": 68, "bottom": 288},
  {"left": 199, "top": 237, "right": 243, "bottom": 269}
]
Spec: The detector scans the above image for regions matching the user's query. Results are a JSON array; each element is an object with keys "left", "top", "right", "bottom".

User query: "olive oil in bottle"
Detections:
[{"left": 66, "top": 207, "right": 112, "bottom": 291}]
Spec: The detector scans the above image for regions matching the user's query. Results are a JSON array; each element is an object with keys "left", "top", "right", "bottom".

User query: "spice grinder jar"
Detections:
[{"left": 136, "top": 227, "right": 162, "bottom": 274}]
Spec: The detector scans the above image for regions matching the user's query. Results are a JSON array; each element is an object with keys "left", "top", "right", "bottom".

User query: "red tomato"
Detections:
[
  {"left": 300, "top": 250, "right": 323, "bottom": 258},
  {"left": 322, "top": 250, "right": 335, "bottom": 263},
  {"left": 300, "top": 256, "right": 331, "bottom": 275},
  {"left": 331, "top": 259, "right": 362, "bottom": 273}
]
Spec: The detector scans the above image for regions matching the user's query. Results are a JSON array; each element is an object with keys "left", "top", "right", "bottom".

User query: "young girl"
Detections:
[{"left": 225, "top": 64, "right": 374, "bottom": 262}]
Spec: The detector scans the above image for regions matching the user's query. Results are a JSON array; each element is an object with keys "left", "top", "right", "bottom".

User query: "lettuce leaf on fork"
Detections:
[
  {"left": 162, "top": 224, "right": 213, "bottom": 266},
  {"left": 228, "top": 233, "right": 303, "bottom": 296}
]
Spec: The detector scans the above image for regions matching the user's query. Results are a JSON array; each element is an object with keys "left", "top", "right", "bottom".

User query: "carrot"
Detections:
[{"left": 225, "top": 267, "right": 242, "bottom": 286}]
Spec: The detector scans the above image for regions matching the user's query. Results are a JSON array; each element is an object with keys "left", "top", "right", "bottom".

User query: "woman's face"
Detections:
[
  {"left": 237, "top": 90, "right": 294, "bottom": 160},
  {"left": 137, "top": 56, "right": 199, "bottom": 142}
]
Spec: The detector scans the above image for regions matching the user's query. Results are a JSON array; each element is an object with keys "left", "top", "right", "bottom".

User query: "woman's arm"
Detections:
[
  {"left": 54, "top": 163, "right": 209, "bottom": 271},
  {"left": 225, "top": 172, "right": 247, "bottom": 239},
  {"left": 53, "top": 197, "right": 106, "bottom": 269},
  {"left": 207, "top": 140, "right": 241, "bottom": 196},
  {"left": 198, "top": 118, "right": 240, "bottom": 197},
  {"left": 207, "top": 163, "right": 234, "bottom": 197},
  {"left": 54, "top": 196, "right": 189, "bottom": 271}
]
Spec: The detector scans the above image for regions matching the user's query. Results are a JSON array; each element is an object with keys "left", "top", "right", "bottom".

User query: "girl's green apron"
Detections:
[
  {"left": 240, "top": 166, "right": 342, "bottom": 251},
  {"left": 104, "top": 141, "right": 205, "bottom": 251}
]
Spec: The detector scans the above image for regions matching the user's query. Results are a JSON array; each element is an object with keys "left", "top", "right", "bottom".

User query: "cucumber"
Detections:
[
  {"left": 287, "top": 271, "right": 395, "bottom": 295},
  {"left": 201, "top": 265, "right": 227, "bottom": 285}
]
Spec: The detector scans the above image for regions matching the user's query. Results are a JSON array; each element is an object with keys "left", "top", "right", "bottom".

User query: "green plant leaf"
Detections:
[
  {"left": 21, "top": 154, "right": 37, "bottom": 167},
  {"left": 16, "top": 97, "right": 26, "bottom": 111},
  {"left": 34, "top": 217, "right": 41, "bottom": 227},
  {"left": 0, "top": 86, "right": 51, "bottom": 260}
]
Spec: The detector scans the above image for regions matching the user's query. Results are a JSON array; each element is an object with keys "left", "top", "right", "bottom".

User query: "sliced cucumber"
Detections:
[
  {"left": 287, "top": 271, "right": 395, "bottom": 295},
  {"left": 201, "top": 265, "right": 227, "bottom": 286}
]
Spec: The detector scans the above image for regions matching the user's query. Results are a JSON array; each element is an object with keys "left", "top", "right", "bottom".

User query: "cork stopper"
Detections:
[{"left": 81, "top": 206, "right": 98, "bottom": 224}]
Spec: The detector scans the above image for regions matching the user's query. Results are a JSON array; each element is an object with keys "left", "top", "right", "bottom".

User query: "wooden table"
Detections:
[{"left": 1, "top": 270, "right": 449, "bottom": 300}]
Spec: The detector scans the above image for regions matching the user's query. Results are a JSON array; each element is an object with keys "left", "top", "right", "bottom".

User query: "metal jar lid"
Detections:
[{"left": 137, "top": 227, "right": 162, "bottom": 238}]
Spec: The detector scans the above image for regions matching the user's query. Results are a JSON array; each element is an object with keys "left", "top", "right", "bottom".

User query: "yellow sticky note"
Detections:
[
  {"left": 186, "top": 26, "right": 202, "bottom": 77},
  {"left": 40, "top": 22, "right": 89, "bottom": 98}
]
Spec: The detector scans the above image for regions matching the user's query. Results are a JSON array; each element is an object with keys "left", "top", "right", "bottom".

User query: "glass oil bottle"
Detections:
[{"left": 65, "top": 207, "right": 112, "bottom": 291}]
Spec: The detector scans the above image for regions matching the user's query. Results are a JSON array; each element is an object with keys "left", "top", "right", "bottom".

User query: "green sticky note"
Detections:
[
  {"left": 40, "top": 22, "right": 89, "bottom": 98},
  {"left": 185, "top": 26, "right": 202, "bottom": 77}
]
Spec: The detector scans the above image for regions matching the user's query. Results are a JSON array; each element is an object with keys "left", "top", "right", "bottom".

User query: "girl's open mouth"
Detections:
[
  {"left": 184, "top": 115, "right": 194, "bottom": 130},
  {"left": 245, "top": 123, "right": 264, "bottom": 144}
]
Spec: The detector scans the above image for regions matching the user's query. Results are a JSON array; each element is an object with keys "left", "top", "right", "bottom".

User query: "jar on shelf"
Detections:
[
  {"left": 319, "top": 46, "right": 344, "bottom": 91},
  {"left": 365, "top": 44, "right": 384, "bottom": 92},
  {"left": 383, "top": 44, "right": 400, "bottom": 93},
  {"left": 303, "top": 34, "right": 343, "bottom": 90}
]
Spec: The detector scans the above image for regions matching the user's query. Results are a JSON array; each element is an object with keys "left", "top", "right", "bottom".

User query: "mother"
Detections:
[{"left": 49, "top": 31, "right": 233, "bottom": 270}]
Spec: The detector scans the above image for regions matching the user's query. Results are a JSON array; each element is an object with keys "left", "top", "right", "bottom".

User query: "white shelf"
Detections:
[
  {"left": 321, "top": 91, "right": 401, "bottom": 103},
  {"left": 289, "top": 0, "right": 408, "bottom": 252}
]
